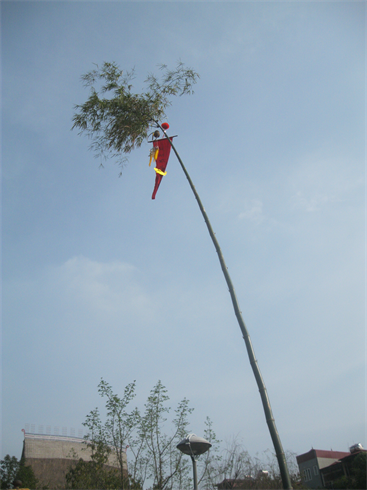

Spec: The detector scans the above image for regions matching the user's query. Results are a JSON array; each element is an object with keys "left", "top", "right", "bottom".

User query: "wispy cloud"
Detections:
[
  {"left": 290, "top": 191, "right": 330, "bottom": 212},
  {"left": 287, "top": 152, "right": 363, "bottom": 213},
  {"left": 238, "top": 198, "right": 264, "bottom": 222},
  {"left": 51, "top": 256, "right": 156, "bottom": 322}
]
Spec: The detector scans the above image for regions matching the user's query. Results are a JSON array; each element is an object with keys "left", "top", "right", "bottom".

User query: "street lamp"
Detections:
[{"left": 177, "top": 433, "right": 212, "bottom": 490}]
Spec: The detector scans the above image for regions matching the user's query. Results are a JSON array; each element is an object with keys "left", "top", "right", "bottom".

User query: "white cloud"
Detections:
[
  {"left": 290, "top": 191, "right": 330, "bottom": 212},
  {"left": 287, "top": 152, "right": 363, "bottom": 213},
  {"left": 59, "top": 256, "right": 140, "bottom": 313},
  {"left": 238, "top": 198, "right": 264, "bottom": 222}
]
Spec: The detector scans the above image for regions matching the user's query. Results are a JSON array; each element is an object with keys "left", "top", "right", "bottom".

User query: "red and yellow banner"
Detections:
[{"left": 151, "top": 137, "right": 173, "bottom": 200}]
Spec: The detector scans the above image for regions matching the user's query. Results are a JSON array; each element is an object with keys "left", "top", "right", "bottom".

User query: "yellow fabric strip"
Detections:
[
  {"left": 154, "top": 168, "right": 167, "bottom": 176},
  {"left": 149, "top": 148, "right": 159, "bottom": 167}
]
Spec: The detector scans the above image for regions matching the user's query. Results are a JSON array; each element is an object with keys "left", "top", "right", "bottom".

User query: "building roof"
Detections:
[
  {"left": 320, "top": 449, "right": 367, "bottom": 470},
  {"left": 296, "top": 449, "right": 350, "bottom": 464},
  {"left": 24, "top": 433, "right": 84, "bottom": 444}
]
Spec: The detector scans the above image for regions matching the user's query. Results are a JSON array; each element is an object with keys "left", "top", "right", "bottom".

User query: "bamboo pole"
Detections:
[{"left": 156, "top": 123, "right": 292, "bottom": 489}]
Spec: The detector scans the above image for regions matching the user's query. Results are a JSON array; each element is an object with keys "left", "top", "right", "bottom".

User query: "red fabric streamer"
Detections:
[{"left": 151, "top": 137, "right": 173, "bottom": 199}]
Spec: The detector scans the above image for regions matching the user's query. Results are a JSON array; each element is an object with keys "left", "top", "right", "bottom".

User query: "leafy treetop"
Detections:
[{"left": 72, "top": 61, "right": 199, "bottom": 168}]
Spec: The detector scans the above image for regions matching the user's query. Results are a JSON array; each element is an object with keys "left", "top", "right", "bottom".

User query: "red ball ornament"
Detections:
[{"left": 161, "top": 122, "right": 169, "bottom": 130}]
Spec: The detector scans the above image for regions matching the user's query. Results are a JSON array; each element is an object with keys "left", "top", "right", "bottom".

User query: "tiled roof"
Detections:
[{"left": 296, "top": 449, "right": 350, "bottom": 464}]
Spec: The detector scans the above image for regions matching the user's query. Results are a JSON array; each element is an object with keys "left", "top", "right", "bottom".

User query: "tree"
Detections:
[
  {"left": 196, "top": 417, "right": 223, "bottom": 490},
  {"left": 65, "top": 443, "right": 123, "bottom": 490},
  {"left": 80, "top": 379, "right": 139, "bottom": 489},
  {"left": 197, "top": 438, "right": 303, "bottom": 490},
  {"left": 66, "top": 378, "right": 302, "bottom": 489},
  {"left": 0, "top": 455, "right": 39, "bottom": 490},
  {"left": 130, "top": 380, "right": 193, "bottom": 490},
  {"left": 72, "top": 61, "right": 199, "bottom": 170},
  {"left": 69, "top": 379, "right": 196, "bottom": 490},
  {"left": 332, "top": 452, "right": 367, "bottom": 490},
  {"left": 73, "top": 62, "right": 292, "bottom": 489},
  {"left": 1, "top": 455, "right": 19, "bottom": 489},
  {"left": 16, "top": 458, "right": 39, "bottom": 490},
  {"left": 350, "top": 452, "right": 367, "bottom": 490}
]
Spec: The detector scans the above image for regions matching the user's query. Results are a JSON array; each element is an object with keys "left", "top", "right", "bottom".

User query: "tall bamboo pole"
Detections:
[{"left": 157, "top": 124, "right": 292, "bottom": 489}]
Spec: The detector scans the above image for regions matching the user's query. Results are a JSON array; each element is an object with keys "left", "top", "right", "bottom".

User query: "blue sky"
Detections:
[{"left": 1, "top": 0, "right": 365, "bottom": 472}]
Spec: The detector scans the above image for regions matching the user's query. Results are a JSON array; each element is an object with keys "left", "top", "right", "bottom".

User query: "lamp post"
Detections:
[{"left": 177, "top": 433, "right": 212, "bottom": 490}]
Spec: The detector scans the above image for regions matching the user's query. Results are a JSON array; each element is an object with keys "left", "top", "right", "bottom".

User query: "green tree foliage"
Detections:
[
  {"left": 65, "top": 379, "right": 302, "bottom": 490},
  {"left": 350, "top": 452, "right": 367, "bottom": 489},
  {"left": 87, "top": 379, "right": 139, "bottom": 486},
  {"left": 0, "top": 455, "right": 39, "bottom": 490},
  {"left": 16, "top": 459, "right": 39, "bottom": 490},
  {"left": 72, "top": 61, "right": 199, "bottom": 167},
  {"left": 333, "top": 475, "right": 350, "bottom": 489},
  {"left": 67, "top": 379, "right": 194, "bottom": 490},
  {"left": 197, "top": 417, "right": 223, "bottom": 489},
  {"left": 1, "top": 455, "right": 19, "bottom": 489},
  {"left": 332, "top": 452, "right": 367, "bottom": 490},
  {"left": 129, "top": 380, "right": 193, "bottom": 490},
  {"left": 65, "top": 442, "right": 123, "bottom": 490}
]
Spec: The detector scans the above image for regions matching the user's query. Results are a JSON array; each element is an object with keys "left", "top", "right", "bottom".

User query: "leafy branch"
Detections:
[{"left": 72, "top": 61, "right": 199, "bottom": 168}]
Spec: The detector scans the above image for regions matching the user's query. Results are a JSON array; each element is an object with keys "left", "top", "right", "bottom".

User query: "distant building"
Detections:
[
  {"left": 21, "top": 432, "right": 127, "bottom": 489},
  {"left": 296, "top": 449, "right": 350, "bottom": 488},
  {"left": 320, "top": 446, "right": 366, "bottom": 488},
  {"left": 296, "top": 445, "right": 366, "bottom": 489},
  {"left": 216, "top": 471, "right": 271, "bottom": 489},
  {"left": 216, "top": 477, "right": 256, "bottom": 489}
]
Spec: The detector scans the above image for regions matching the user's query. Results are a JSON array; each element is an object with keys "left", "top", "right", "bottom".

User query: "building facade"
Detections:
[
  {"left": 319, "top": 448, "right": 367, "bottom": 488},
  {"left": 296, "top": 449, "right": 350, "bottom": 489},
  {"left": 21, "top": 432, "right": 127, "bottom": 489}
]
